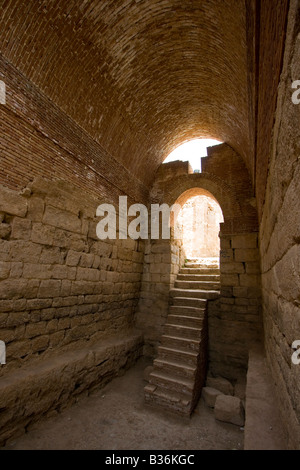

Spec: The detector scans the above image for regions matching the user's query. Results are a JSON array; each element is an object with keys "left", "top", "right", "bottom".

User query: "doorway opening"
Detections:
[{"left": 175, "top": 191, "right": 224, "bottom": 266}]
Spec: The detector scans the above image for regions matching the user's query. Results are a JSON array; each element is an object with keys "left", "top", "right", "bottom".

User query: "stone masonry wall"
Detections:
[
  {"left": 136, "top": 234, "right": 184, "bottom": 357},
  {"left": 259, "top": 0, "right": 300, "bottom": 449},
  {"left": 0, "top": 53, "right": 148, "bottom": 378},
  {"left": 0, "top": 54, "right": 147, "bottom": 443},
  {"left": 209, "top": 231, "right": 262, "bottom": 379},
  {"left": 0, "top": 178, "right": 144, "bottom": 377},
  {"left": 138, "top": 148, "right": 263, "bottom": 375}
]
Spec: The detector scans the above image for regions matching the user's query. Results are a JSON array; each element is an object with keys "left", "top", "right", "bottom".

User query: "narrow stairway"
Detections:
[{"left": 144, "top": 258, "right": 220, "bottom": 416}]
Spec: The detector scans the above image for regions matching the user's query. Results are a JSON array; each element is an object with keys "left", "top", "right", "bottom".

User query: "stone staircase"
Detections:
[{"left": 144, "top": 258, "right": 220, "bottom": 416}]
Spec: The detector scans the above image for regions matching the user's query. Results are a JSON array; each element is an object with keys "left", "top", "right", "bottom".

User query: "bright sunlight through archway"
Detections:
[{"left": 163, "top": 139, "right": 222, "bottom": 172}]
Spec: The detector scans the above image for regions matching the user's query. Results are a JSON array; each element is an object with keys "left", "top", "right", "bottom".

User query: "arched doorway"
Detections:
[
  {"left": 172, "top": 187, "right": 224, "bottom": 267},
  {"left": 141, "top": 145, "right": 262, "bottom": 415},
  {"left": 176, "top": 193, "right": 224, "bottom": 262}
]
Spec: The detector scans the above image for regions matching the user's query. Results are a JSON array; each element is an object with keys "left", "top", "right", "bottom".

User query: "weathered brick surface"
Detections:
[
  {"left": 0, "top": 56, "right": 149, "bottom": 206},
  {"left": 0, "top": 1, "right": 252, "bottom": 185},
  {"left": 255, "top": 0, "right": 289, "bottom": 219}
]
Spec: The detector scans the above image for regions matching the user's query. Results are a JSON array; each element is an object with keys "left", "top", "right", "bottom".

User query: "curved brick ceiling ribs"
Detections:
[{"left": 0, "top": 0, "right": 250, "bottom": 187}]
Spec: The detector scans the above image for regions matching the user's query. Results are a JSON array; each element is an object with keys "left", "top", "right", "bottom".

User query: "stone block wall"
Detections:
[
  {"left": 0, "top": 178, "right": 144, "bottom": 377},
  {"left": 209, "top": 231, "right": 262, "bottom": 379},
  {"left": 0, "top": 53, "right": 147, "bottom": 443},
  {"left": 137, "top": 149, "right": 263, "bottom": 375},
  {"left": 136, "top": 235, "right": 185, "bottom": 356},
  {"left": 259, "top": 0, "right": 300, "bottom": 448},
  {"left": 155, "top": 160, "right": 193, "bottom": 182}
]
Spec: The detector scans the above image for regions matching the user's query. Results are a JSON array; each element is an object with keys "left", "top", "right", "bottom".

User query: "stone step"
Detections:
[
  {"left": 158, "top": 346, "right": 198, "bottom": 366},
  {"left": 160, "top": 335, "right": 200, "bottom": 353},
  {"left": 153, "top": 358, "right": 197, "bottom": 380},
  {"left": 175, "top": 280, "right": 220, "bottom": 290},
  {"left": 149, "top": 370, "right": 194, "bottom": 395},
  {"left": 172, "top": 297, "right": 207, "bottom": 308},
  {"left": 164, "top": 323, "right": 202, "bottom": 340},
  {"left": 143, "top": 255, "right": 215, "bottom": 418},
  {"left": 143, "top": 257, "right": 214, "bottom": 418},
  {"left": 177, "top": 273, "right": 220, "bottom": 282},
  {"left": 144, "top": 384, "right": 192, "bottom": 416},
  {"left": 185, "top": 258, "right": 219, "bottom": 264},
  {"left": 169, "top": 305, "right": 206, "bottom": 318},
  {"left": 167, "top": 314, "right": 204, "bottom": 328},
  {"left": 180, "top": 268, "right": 220, "bottom": 275},
  {"left": 170, "top": 288, "right": 220, "bottom": 300},
  {"left": 184, "top": 263, "right": 219, "bottom": 269}
]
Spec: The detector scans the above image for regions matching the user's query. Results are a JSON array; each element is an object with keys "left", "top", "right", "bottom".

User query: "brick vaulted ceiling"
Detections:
[{"left": 0, "top": 0, "right": 252, "bottom": 188}]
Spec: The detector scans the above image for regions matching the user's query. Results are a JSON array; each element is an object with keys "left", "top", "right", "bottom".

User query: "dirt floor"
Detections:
[{"left": 4, "top": 357, "right": 244, "bottom": 450}]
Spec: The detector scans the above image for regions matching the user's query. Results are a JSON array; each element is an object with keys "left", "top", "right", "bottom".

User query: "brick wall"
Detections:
[
  {"left": 0, "top": 54, "right": 149, "bottom": 205},
  {"left": 0, "top": 50, "right": 148, "bottom": 442},
  {"left": 0, "top": 0, "right": 252, "bottom": 183},
  {"left": 255, "top": 0, "right": 289, "bottom": 218}
]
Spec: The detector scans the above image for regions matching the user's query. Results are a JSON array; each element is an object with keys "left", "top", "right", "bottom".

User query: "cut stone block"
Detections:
[
  {"left": 206, "top": 376, "right": 234, "bottom": 395},
  {"left": 143, "top": 365, "right": 154, "bottom": 382},
  {"left": 231, "top": 233, "right": 258, "bottom": 249},
  {"left": 0, "top": 185, "right": 28, "bottom": 217},
  {"left": 235, "top": 249, "right": 259, "bottom": 262},
  {"left": 202, "top": 387, "right": 223, "bottom": 408},
  {"left": 234, "top": 379, "right": 246, "bottom": 400},
  {"left": 0, "top": 224, "right": 11, "bottom": 239},
  {"left": 214, "top": 395, "right": 245, "bottom": 426}
]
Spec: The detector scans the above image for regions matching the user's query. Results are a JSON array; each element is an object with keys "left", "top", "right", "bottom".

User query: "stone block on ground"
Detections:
[
  {"left": 0, "top": 331, "right": 143, "bottom": 446},
  {"left": 202, "top": 387, "right": 223, "bottom": 408},
  {"left": 234, "top": 379, "right": 246, "bottom": 400},
  {"left": 143, "top": 365, "right": 154, "bottom": 382},
  {"left": 206, "top": 376, "right": 234, "bottom": 395},
  {"left": 214, "top": 395, "right": 245, "bottom": 426}
]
